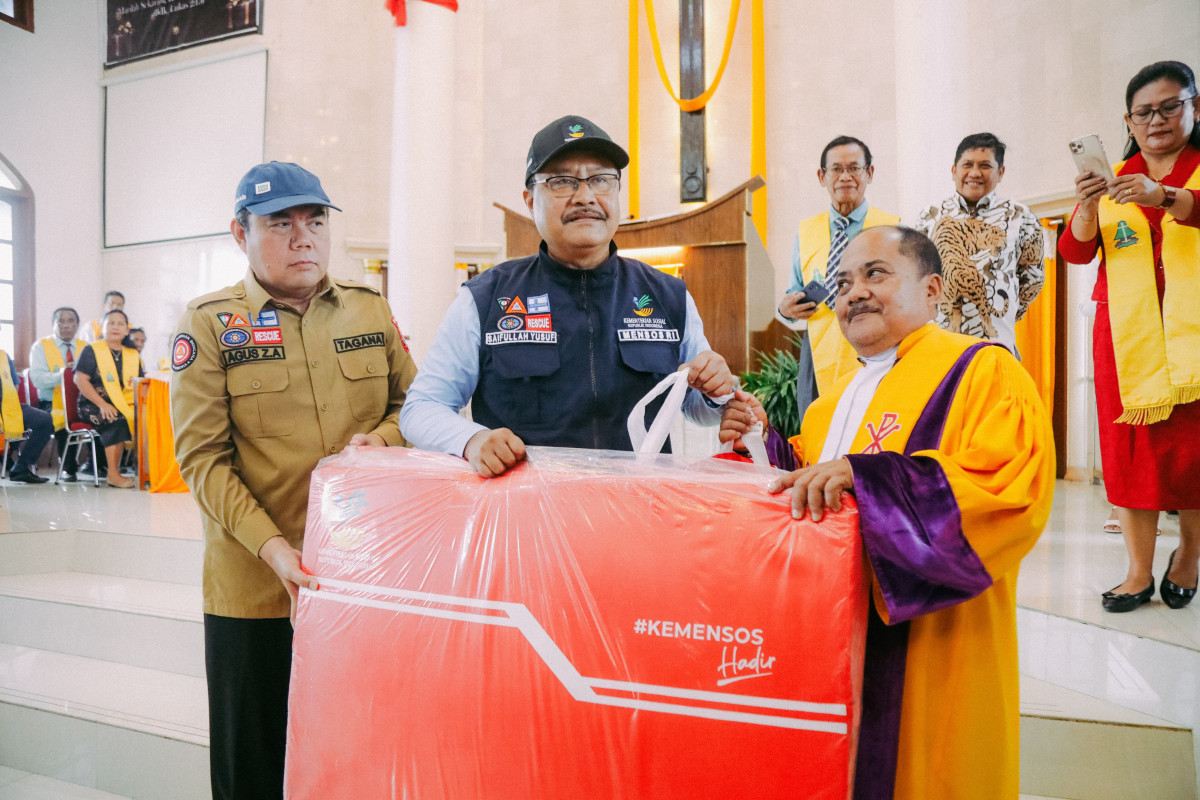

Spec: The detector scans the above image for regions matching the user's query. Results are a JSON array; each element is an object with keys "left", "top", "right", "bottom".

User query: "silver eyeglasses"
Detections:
[{"left": 529, "top": 174, "right": 621, "bottom": 197}]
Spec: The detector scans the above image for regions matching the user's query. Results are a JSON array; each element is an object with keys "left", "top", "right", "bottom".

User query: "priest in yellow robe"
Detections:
[{"left": 726, "top": 226, "right": 1054, "bottom": 799}]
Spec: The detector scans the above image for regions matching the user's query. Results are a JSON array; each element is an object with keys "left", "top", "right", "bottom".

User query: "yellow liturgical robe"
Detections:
[{"left": 792, "top": 324, "right": 1054, "bottom": 800}]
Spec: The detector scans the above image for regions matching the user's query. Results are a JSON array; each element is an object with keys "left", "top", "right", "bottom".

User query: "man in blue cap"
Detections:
[
  {"left": 400, "top": 115, "right": 734, "bottom": 475},
  {"left": 170, "top": 161, "right": 417, "bottom": 799}
]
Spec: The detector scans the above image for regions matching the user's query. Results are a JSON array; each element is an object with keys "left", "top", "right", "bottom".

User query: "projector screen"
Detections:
[{"left": 104, "top": 50, "right": 266, "bottom": 248}]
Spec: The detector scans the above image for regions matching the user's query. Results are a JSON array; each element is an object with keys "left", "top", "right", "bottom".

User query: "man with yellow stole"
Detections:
[
  {"left": 29, "top": 306, "right": 89, "bottom": 480},
  {"left": 0, "top": 349, "right": 54, "bottom": 483},
  {"left": 777, "top": 136, "right": 900, "bottom": 405},
  {"left": 724, "top": 226, "right": 1054, "bottom": 799}
]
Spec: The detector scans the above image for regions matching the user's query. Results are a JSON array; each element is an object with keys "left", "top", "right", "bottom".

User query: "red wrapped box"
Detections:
[{"left": 285, "top": 447, "right": 867, "bottom": 799}]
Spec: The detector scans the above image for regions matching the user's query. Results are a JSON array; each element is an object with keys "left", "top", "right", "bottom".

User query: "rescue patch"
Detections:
[
  {"left": 333, "top": 332, "right": 386, "bottom": 353},
  {"left": 172, "top": 333, "right": 197, "bottom": 371},
  {"left": 221, "top": 346, "right": 285, "bottom": 367},
  {"left": 485, "top": 331, "right": 557, "bottom": 345},
  {"left": 497, "top": 315, "right": 524, "bottom": 331},
  {"left": 220, "top": 328, "right": 251, "bottom": 347},
  {"left": 252, "top": 327, "right": 283, "bottom": 345},
  {"left": 526, "top": 314, "right": 552, "bottom": 331}
]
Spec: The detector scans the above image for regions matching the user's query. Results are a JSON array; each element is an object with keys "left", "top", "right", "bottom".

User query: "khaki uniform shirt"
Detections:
[{"left": 171, "top": 269, "right": 417, "bottom": 618}]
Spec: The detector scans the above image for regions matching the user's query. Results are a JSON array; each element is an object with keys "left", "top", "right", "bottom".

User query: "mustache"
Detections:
[
  {"left": 563, "top": 208, "right": 607, "bottom": 223},
  {"left": 845, "top": 303, "right": 879, "bottom": 322}
]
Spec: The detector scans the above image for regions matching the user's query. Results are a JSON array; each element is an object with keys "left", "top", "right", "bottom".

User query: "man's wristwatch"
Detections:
[{"left": 1157, "top": 181, "right": 1177, "bottom": 210}]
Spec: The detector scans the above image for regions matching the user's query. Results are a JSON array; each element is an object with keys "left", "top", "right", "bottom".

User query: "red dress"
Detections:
[{"left": 1058, "top": 146, "right": 1200, "bottom": 509}]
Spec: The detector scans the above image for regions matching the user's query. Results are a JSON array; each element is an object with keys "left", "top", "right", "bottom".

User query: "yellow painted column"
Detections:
[
  {"left": 750, "top": 0, "right": 766, "bottom": 240},
  {"left": 628, "top": 0, "right": 641, "bottom": 220}
]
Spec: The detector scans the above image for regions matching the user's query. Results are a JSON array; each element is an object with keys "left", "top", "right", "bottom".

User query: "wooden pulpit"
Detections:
[{"left": 494, "top": 176, "right": 790, "bottom": 374}]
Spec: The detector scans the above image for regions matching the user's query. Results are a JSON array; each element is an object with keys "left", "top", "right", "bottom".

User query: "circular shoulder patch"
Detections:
[
  {"left": 220, "top": 328, "right": 251, "bottom": 347},
  {"left": 172, "top": 333, "right": 198, "bottom": 371}
]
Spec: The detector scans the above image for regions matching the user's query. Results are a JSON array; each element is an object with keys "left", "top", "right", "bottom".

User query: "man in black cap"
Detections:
[
  {"left": 170, "top": 161, "right": 417, "bottom": 799},
  {"left": 401, "top": 115, "right": 734, "bottom": 476}
]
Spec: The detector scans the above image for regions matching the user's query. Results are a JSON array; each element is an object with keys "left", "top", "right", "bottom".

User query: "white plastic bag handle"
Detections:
[
  {"left": 628, "top": 369, "right": 691, "bottom": 455},
  {"left": 717, "top": 419, "right": 772, "bottom": 471}
]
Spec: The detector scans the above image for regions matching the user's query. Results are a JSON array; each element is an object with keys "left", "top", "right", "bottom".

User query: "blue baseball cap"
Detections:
[{"left": 233, "top": 161, "right": 342, "bottom": 215}]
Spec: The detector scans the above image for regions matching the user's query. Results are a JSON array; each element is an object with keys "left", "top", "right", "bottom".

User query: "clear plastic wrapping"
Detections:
[{"left": 286, "top": 446, "right": 866, "bottom": 799}]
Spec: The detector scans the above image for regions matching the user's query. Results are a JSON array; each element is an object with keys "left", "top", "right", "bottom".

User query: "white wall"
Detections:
[
  {"left": 0, "top": 3, "right": 105, "bottom": 360},
  {"left": 97, "top": 0, "right": 397, "bottom": 369}
]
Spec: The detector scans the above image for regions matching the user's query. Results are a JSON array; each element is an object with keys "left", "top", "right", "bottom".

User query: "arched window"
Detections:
[{"left": 0, "top": 153, "right": 35, "bottom": 368}]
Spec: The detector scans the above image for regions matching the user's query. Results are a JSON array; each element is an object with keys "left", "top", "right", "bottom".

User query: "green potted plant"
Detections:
[{"left": 739, "top": 333, "right": 804, "bottom": 440}]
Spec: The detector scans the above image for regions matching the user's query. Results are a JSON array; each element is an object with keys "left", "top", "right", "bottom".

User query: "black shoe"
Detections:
[
  {"left": 1160, "top": 550, "right": 1197, "bottom": 610},
  {"left": 1102, "top": 581, "right": 1155, "bottom": 612},
  {"left": 9, "top": 469, "right": 49, "bottom": 484},
  {"left": 62, "top": 472, "right": 77, "bottom": 483}
]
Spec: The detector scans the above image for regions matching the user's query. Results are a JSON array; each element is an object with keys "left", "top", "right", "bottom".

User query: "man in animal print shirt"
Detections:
[{"left": 913, "top": 132, "right": 1044, "bottom": 358}]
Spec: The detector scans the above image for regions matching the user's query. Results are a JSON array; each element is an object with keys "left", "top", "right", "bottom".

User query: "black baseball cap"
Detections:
[{"left": 524, "top": 115, "right": 630, "bottom": 185}]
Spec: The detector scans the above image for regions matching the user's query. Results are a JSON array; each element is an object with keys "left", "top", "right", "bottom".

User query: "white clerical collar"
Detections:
[{"left": 818, "top": 345, "right": 899, "bottom": 463}]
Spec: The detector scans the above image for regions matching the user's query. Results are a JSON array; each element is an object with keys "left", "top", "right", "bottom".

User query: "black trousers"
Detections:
[{"left": 204, "top": 614, "right": 294, "bottom": 800}]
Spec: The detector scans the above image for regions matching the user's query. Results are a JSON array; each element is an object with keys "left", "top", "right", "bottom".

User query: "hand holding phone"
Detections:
[{"left": 1069, "top": 134, "right": 1116, "bottom": 184}]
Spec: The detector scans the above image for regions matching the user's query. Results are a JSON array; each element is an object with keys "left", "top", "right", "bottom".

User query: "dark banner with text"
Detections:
[{"left": 105, "top": 0, "right": 262, "bottom": 68}]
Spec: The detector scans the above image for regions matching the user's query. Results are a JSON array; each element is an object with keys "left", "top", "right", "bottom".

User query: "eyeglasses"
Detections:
[
  {"left": 1127, "top": 96, "right": 1197, "bottom": 125},
  {"left": 822, "top": 165, "right": 868, "bottom": 177},
  {"left": 529, "top": 174, "right": 621, "bottom": 197}
]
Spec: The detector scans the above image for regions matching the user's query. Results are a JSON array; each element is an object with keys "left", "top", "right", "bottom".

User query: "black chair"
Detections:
[{"left": 57, "top": 367, "right": 101, "bottom": 487}]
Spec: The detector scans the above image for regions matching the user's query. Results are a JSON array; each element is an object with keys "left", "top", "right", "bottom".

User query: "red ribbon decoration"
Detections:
[{"left": 386, "top": 0, "right": 459, "bottom": 26}]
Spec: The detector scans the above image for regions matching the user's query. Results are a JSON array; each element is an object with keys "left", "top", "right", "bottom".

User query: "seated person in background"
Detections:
[
  {"left": 400, "top": 115, "right": 733, "bottom": 477},
  {"left": 74, "top": 309, "right": 143, "bottom": 489},
  {"left": 720, "top": 226, "right": 1053, "bottom": 800},
  {"left": 124, "top": 327, "right": 147, "bottom": 353},
  {"left": 0, "top": 348, "right": 54, "bottom": 484},
  {"left": 85, "top": 290, "right": 125, "bottom": 342},
  {"left": 30, "top": 306, "right": 89, "bottom": 480}
]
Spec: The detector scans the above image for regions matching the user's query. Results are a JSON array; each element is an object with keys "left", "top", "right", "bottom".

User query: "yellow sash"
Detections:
[
  {"left": 40, "top": 337, "right": 88, "bottom": 430},
  {"left": 88, "top": 343, "right": 139, "bottom": 432},
  {"left": 90, "top": 320, "right": 102, "bottom": 340},
  {"left": 1097, "top": 160, "right": 1200, "bottom": 424},
  {"left": 797, "top": 206, "right": 902, "bottom": 393},
  {"left": 0, "top": 351, "right": 24, "bottom": 436}
]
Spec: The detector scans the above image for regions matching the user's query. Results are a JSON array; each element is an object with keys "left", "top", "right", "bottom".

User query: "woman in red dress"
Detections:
[{"left": 1060, "top": 60, "right": 1200, "bottom": 613}]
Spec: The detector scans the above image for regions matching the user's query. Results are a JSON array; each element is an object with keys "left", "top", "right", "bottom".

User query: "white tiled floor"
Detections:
[{"left": 0, "top": 769, "right": 129, "bottom": 800}]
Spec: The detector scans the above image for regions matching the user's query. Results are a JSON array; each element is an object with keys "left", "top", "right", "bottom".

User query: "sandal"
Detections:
[
  {"left": 106, "top": 475, "right": 135, "bottom": 489},
  {"left": 1101, "top": 509, "right": 1161, "bottom": 536}
]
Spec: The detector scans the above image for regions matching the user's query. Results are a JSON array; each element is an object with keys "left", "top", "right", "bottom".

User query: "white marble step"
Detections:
[
  {"left": 0, "top": 766, "right": 133, "bottom": 799},
  {"left": 0, "top": 572, "right": 203, "bottom": 677},
  {"left": 0, "top": 645, "right": 209, "bottom": 800},
  {"left": 0, "top": 530, "right": 202, "bottom": 587}
]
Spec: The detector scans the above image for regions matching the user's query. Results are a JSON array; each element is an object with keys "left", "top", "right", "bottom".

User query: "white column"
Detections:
[
  {"left": 388, "top": 2, "right": 457, "bottom": 365},
  {"left": 892, "top": 0, "right": 969, "bottom": 220}
]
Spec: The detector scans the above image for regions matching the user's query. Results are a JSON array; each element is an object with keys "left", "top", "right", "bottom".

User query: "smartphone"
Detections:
[
  {"left": 797, "top": 278, "right": 833, "bottom": 307},
  {"left": 1069, "top": 134, "right": 1116, "bottom": 183}
]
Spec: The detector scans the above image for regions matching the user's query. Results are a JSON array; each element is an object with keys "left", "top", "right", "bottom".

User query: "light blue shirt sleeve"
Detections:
[
  {"left": 398, "top": 287, "right": 487, "bottom": 457},
  {"left": 786, "top": 231, "right": 803, "bottom": 293},
  {"left": 28, "top": 339, "right": 61, "bottom": 395},
  {"left": 679, "top": 290, "right": 723, "bottom": 426}
]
